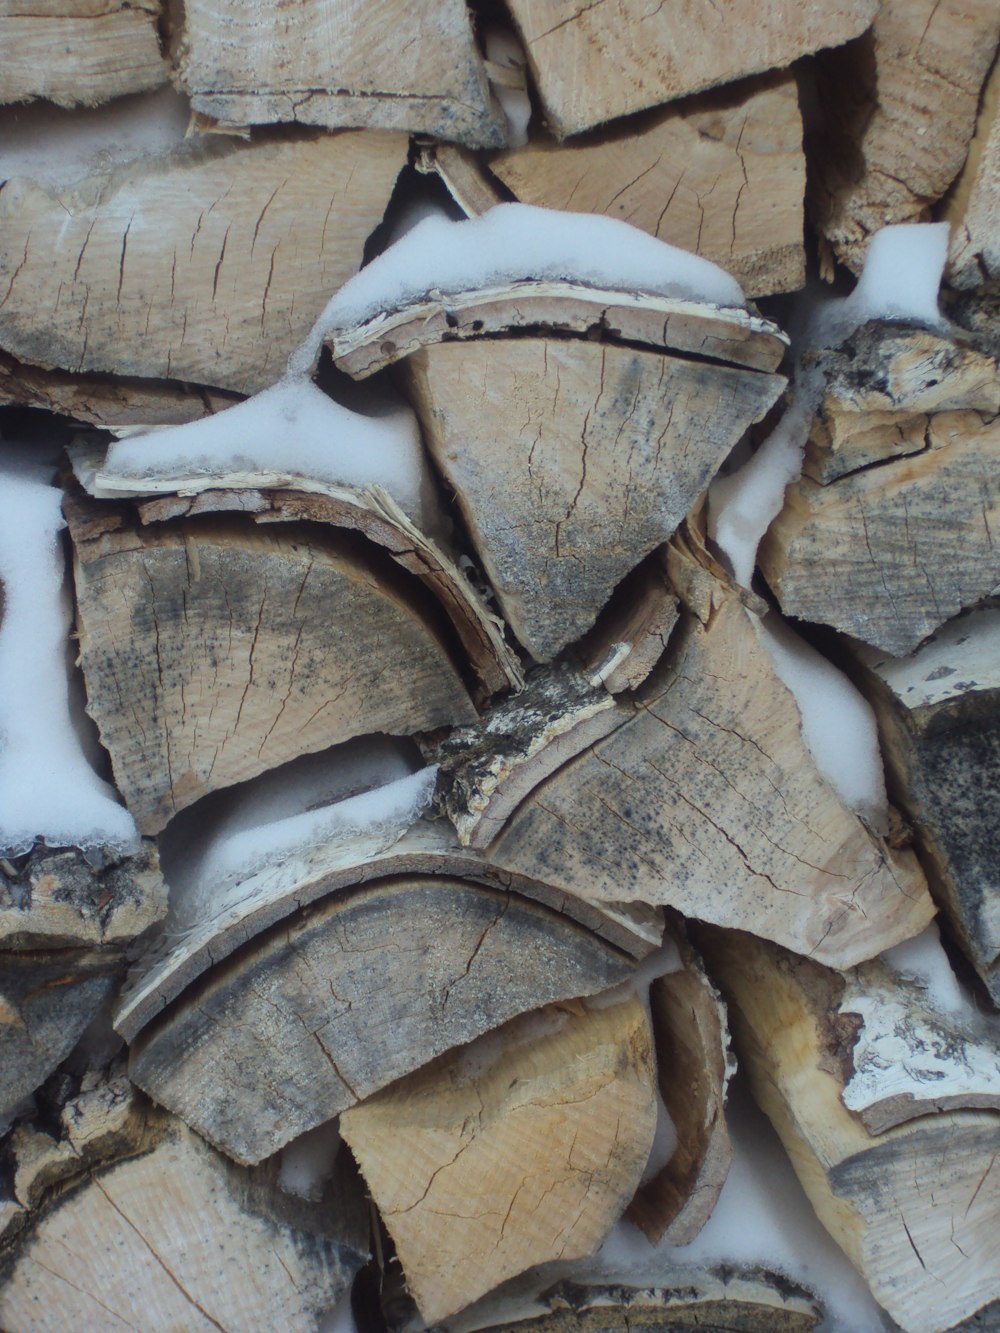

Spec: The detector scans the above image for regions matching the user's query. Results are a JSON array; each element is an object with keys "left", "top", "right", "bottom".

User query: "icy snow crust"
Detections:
[
  {"left": 291, "top": 202, "right": 748, "bottom": 374},
  {"left": 710, "top": 222, "right": 951, "bottom": 825},
  {"left": 0, "top": 454, "right": 139, "bottom": 855}
]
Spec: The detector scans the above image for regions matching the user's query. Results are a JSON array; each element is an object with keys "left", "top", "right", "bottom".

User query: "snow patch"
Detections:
[
  {"left": 292, "top": 202, "right": 747, "bottom": 373},
  {"left": 880, "top": 921, "right": 976, "bottom": 1018},
  {"left": 104, "top": 377, "right": 434, "bottom": 527},
  {"left": 0, "top": 451, "right": 139, "bottom": 856},
  {"left": 838, "top": 222, "right": 950, "bottom": 333},
  {"left": 278, "top": 1119, "right": 342, "bottom": 1201},
  {"left": 485, "top": 27, "right": 532, "bottom": 148}
]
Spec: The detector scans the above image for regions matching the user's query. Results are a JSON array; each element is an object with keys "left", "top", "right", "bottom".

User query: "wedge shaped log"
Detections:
[
  {"left": 0, "top": 1096, "right": 367, "bottom": 1333},
  {"left": 0, "top": 1, "right": 166, "bottom": 108},
  {"left": 491, "top": 72, "right": 805, "bottom": 298},
  {"left": 849, "top": 610, "right": 1000, "bottom": 1004},
  {"left": 401, "top": 332, "right": 784, "bottom": 660},
  {"left": 486, "top": 568, "right": 933, "bottom": 968},
  {"left": 0, "top": 130, "right": 407, "bottom": 395},
  {"left": 810, "top": 0, "right": 1000, "bottom": 273},
  {"left": 128, "top": 875, "right": 640, "bottom": 1164},
  {"left": 0, "top": 840, "right": 165, "bottom": 950},
  {"left": 943, "top": 52, "right": 1000, "bottom": 289},
  {"left": 67, "top": 494, "right": 475, "bottom": 834},
  {"left": 703, "top": 928, "right": 1000, "bottom": 1333},
  {"left": 502, "top": 0, "right": 875, "bottom": 138},
  {"left": 176, "top": 0, "right": 506, "bottom": 147},
  {"left": 760, "top": 323, "right": 1000, "bottom": 655},
  {"left": 340, "top": 996, "right": 657, "bottom": 1324}
]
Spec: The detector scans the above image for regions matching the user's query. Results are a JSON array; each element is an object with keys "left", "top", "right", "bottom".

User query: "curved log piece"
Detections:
[
  {"left": 340, "top": 997, "right": 657, "bottom": 1325},
  {"left": 848, "top": 609, "right": 1000, "bottom": 1004},
  {"left": 401, "top": 334, "right": 784, "bottom": 661},
  {"left": 702, "top": 927, "right": 1000, "bottom": 1333},
  {"left": 0, "top": 130, "right": 407, "bottom": 395},
  {"left": 66, "top": 492, "right": 475, "bottom": 835},
  {"left": 486, "top": 581, "right": 934, "bottom": 969},
  {"left": 626, "top": 919, "right": 735, "bottom": 1244},
  {"left": 0, "top": 1095, "right": 368, "bottom": 1333},
  {"left": 127, "top": 875, "right": 640, "bottom": 1165},
  {"left": 70, "top": 442, "right": 524, "bottom": 701},
  {"left": 0, "top": 838, "right": 165, "bottom": 950}
]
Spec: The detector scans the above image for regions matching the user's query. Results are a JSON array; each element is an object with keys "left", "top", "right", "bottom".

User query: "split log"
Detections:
[
  {"left": 0, "top": 348, "right": 242, "bottom": 430},
  {"left": 397, "top": 322, "right": 784, "bottom": 661},
  {"left": 127, "top": 875, "right": 642, "bottom": 1164},
  {"left": 340, "top": 996, "right": 657, "bottom": 1324},
  {"left": 626, "top": 920, "right": 735, "bottom": 1243},
  {"left": 490, "top": 73, "right": 805, "bottom": 298},
  {"left": 848, "top": 609, "right": 1000, "bottom": 1004},
  {"left": 415, "top": 142, "right": 507, "bottom": 217},
  {"left": 942, "top": 50, "right": 1000, "bottom": 289},
  {"left": 0, "top": 1094, "right": 368, "bottom": 1332},
  {"left": 810, "top": 0, "right": 1000, "bottom": 273},
  {"left": 67, "top": 492, "right": 475, "bottom": 834},
  {"left": 0, "top": 130, "right": 407, "bottom": 395},
  {"left": 502, "top": 0, "right": 875, "bottom": 139},
  {"left": 0, "top": 1, "right": 166, "bottom": 109},
  {"left": 484, "top": 556, "right": 934, "bottom": 969},
  {"left": 72, "top": 441, "right": 524, "bottom": 701},
  {"left": 703, "top": 928, "right": 1000, "bottom": 1333},
  {"left": 175, "top": 0, "right": 505, "bottom": 148},
  {"left": 0, "top": 840, "right": 164, "bottom": 950},
  {"left": 114, "top": 815, "right": 661, "bottom": 1045},
  {"left": 575, "top": 547, "right": 680, "bottom": 695},
  {"left": 760, "top": 322, "right": 1000, "bottom": 655},
  {"left": 0, "top": 949, "right": 121, "bottom": 1117}
]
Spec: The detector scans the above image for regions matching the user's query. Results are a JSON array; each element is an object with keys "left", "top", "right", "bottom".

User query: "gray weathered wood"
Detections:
[
  {"left": 67, "top": 492, "right": 475, "bottom": 835},
  {"left": 0, "top": 130, "right": 407, "bottom": 395},
  {"left": 575, "top": 547, "right": 680, "bottom": 694},
  {"left": 176, "top": 0, "right": 506, "bottom": 147},
  {"left": 943, "top": 51, "right": 1000, "bottom": 288},
  {"left": 128, "top": 875, "right": 641, "bottom": 1164}
]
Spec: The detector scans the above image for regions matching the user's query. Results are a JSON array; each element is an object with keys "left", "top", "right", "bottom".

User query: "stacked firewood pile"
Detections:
[{"left": 1, "top": 2, "right": 999, "bottom": 1331}]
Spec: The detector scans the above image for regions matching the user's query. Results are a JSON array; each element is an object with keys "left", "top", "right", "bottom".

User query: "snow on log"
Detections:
[
  {"left": 760, "top": 321, "right": 1000, "bottom": 656},
  {"left": 502, "top": 0, "right": 876, "bottom": 138},
  {"left": 0, "top": 1, "right": 167, "bottom": 109},
  {"left": 66, "top": 490, "right": 475, "bottom": 835},
  {"left": 703, "top": 927, "right": 1000, "bottom": 1333},
  {"left": 339, "top": 997, "right": 657, "bottom": 1324},
  {"left": 849, "top": 609, "right": 1000, "bottom": 1005},
  {"left": 484, "top": 534, "right": 934, "bottom": 968},
  {"left": 127, "top": 875, "right": 642, "bottom": 1164},
  {"left": 810, "top": 0, "right": 1000, "bottom": 273},
  {"left": 0, "top": 130, "right": 407, "bottom": 395},
  {"left": 0, "top": 1089, "right": 368, "bottom": 1333},
  {"left": 175, "top": 0, "right": 506, "bottom": 148},
  {"left": 490, "top": 72, "right": 805, "bottom": 298}
]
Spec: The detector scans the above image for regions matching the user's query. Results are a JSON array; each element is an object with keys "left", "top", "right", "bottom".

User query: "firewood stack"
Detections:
[{"left": 1, "top": 3, "right": 999, "bottom": 1331}]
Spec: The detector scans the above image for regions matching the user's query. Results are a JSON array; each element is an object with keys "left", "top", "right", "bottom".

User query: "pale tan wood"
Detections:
[
  {"left": 128, "top": 875, "right": 641, "bottom": 1164},
  {"left": 0, "top": 130, "right": 407, "bottom": 395},
  {"left": 943, "top": 49, "right": 1000, "bottom": 288},
  {"left": 402, "top": 335, "right": 784, "bottom": 660},
  {"left": 114, "top": 818, "right": 662, "bottom": 1045},
  {"left": 0, "top": 840, "right": 165, "bottom": 950},
  {"left": 811, "top": 0, "right": 1000, "bottom": 272},
  {"left": 626, "top": 922, "right": 734, "bottom": 1243},
  {"left": 503, "top": 0, "right": 876, "bottom": 138},
  {"left": 576, "top": 547, "right": 680, "bottom": 694},
  {"left": 176, "top": 0, "right": 505, "bottom": 147},
  {"left": 487, "top": 577, "right": 934, "bottom": 969},
  {"left": 416, "top": 142, "right": 507, "bottom": 216},
  {"left": 491, "top": 73, "right": 805, "bottom": 298},
  {"left": 67, "top": 495, "right": 475, "bottom": 835},
  {"left": 0, "top": 348, "right": 241, "bottom": 429},
  {"left": 340, "top": 996, "right": 657, "bottom": 1323},
  {"left": 849, "top": 613, "right": 1000, "bottom": 1004},
  {"left": 0, "top": 1, "right": 166, "bottom": 108},
  {"left": 761, "top": 407, "right": 1000, "bottom": 657},
  {"left": 704, "top": 928, "right": 1000, "bottom": 1333},
  {"left": 71, "top": 440, "right": 524, "bottom": 701},
  {"left": 0, "top": 1103, "right": 367, "bottom": 1332},
  {"left": 328, "top": 281, "right": 789, "bottom": 379},
  {"left": 0, "top": 950, "right": 121, "bottom": 1117}
]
